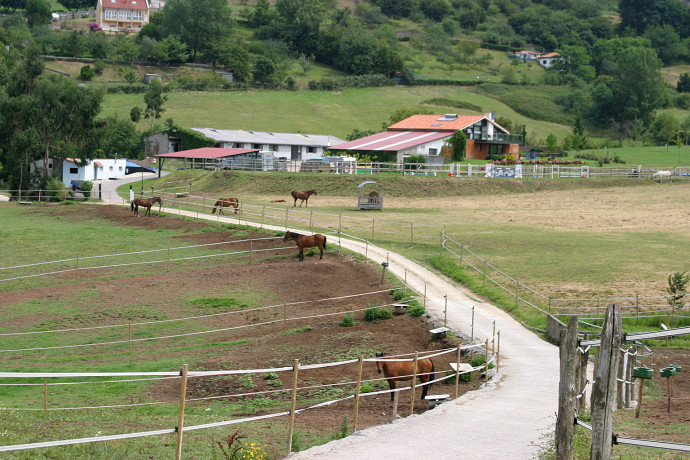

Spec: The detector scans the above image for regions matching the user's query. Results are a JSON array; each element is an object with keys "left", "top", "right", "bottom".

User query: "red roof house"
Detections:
[
  {"left": 97, "top": 0, "right": 150, "bottom": 33},
  {"left": 330, "top": 114, "right": 521, "bottom": 162}
]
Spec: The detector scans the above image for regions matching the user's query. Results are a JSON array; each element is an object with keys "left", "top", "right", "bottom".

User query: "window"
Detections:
[
  {"left": 132, "top": 11, "right": 145, "bottom": 21},
  {"left": 118, "top": 166, "right": 123, "bottom": 171},
  {"left": 428, "top": 148, "right": 438, "bottom": 155},
  {"left": 270, "top": 145, "right": 277, "bottom": 151},
  {"left": 69, "top": 167, "right": 78, "bottom": 174},
  {"left": 252, "top": 144, "right": 262, "bottom": 150},
  {"left": 307, "top": 147, "right": 317, "bottom": 153},
  {"left": 118, "top": 10, "right": 131, "bottom": 20},
  {"left": 104, "top": 9, "right": 117, "bottom": 19},
  {"left": 109, "top": 166, "right": 113, "bottom": 171}
]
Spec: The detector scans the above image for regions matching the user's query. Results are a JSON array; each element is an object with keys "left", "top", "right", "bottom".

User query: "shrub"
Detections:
[
  {"left": 339, "top": 313, "right": 354, "bottom": 327},
  {"left": 363, "top": 307, "right": 393, "bottom": 322},
  {"left": 80, "top": 180, "right": 93, "bottom": 198},
  {"left": 46, "top": 177, "right": 69, "bottom": 201},
  {"left": 407, "top": 304, "right": 425, "bottom": 317},
  {"left": 79, "top": 65, "right": 95, "bottom": 81},
  {"left": 93, "top": 60, "right": 105, "bottom": 75},
  {"left": 263, "top": 372, "right": 282, "bottom": 387},
  {"left": 359, "top": 382, "right": 373, "bottom": 393}
]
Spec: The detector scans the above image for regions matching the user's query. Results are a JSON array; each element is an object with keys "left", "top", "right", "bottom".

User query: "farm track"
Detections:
[{"left": 97, "top": 175, "right": 560, "bottom": 459}]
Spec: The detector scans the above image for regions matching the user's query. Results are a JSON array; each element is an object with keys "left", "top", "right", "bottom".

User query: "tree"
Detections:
[
  {"left": 446, "top": 131, "right": 466, "bottom": 161},
  {"left": 346, "top": 128, "right": 377, "bottom": 141},
  {"left": 643, "top": 24, "right": 683, "bottom": 65},
  {"left": 154, "top": 36, "right": 189, "bottom": 65},
  {"left": 546, "top": 133, "right": 558, "bottom": 152},
  {"left": 0, "top": 0, "right": 27, "bottom": 12},
  {"left": 130, "top": 106, "right": 142, "bottom": 123},
  {"left": 160, "top": 0, "right": 233, "bottom": 63},
  {"left": 382, "top": 108, "right": 431, "bottom": 130},
  {"left": 114, "top": 35, "right": 140, "bottom": 63},
  {"left": 667, "top": 272, "right": 689, "bottom": 310},
  {"left": 251, "top": 55, "right": 276, "bottom": 86},
  {"left": 678, "top": 73, "right": 690, "bottom": 93},
  {"left": 265, "top": 0, "right": 335, "bottom": 56},
  {"left": 93, "top": 117, "right": 142, "bottom": 159},
  {"left": 123, "top": 69, "right": 139, "bottom": 85},
  {"left": 25, "top": 0, "right": 51, "bottom": 27},
  {"left": 143, "top": 80, "right": 167, "bottom": 130},
  {"left": 216, "top": 40, "right": 251, "bottom": 83}
]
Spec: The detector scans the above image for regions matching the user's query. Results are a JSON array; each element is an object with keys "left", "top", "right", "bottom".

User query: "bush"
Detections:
[
  {"left": 80, "top": 180, "right": 93, "bottom": 198},
  {"left": 363, "top": 307, "right": 393, "bottom": 322},
  {"left": 407, "top": 304, "right": 425, "bottom": 317},
  {"left": 93, "top": 60, "right": 105, "bottom": 74},
  {"left": 80, "top": 65, "right": 95, "bottom": 81},
  {"left": 46, "top": 177, "right": 69, "bottom": 202},
  {"left": 339, "top": 313, "right": 354, "bottom": 327}
]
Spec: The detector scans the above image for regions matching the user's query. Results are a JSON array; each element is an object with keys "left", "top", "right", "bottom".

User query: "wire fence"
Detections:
[{"left": 0, "top": 342, "right": 496, "bottom": 454}]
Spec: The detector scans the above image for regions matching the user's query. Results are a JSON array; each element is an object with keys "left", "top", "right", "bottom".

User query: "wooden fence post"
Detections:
[
  {"left": 576, "top": 333, "right": 589, "bottom": 412},
  {"left": 471, "top": 306, "right": 475, "bottom": 341},
  {"left": 44, "top": 381, "right": 48, "bottom": 414},
  {"left": 175, "top": 364, "right": 189, "bottom": 460},
  {"left": 485, "top": 339, "right": 489, "bottom": 388},
  {"left": 287, "top": 359, "right": 300, "bottom": 454},
  {"left": 496, "top": 331, "right": 501, "bottom": 373},
  {"left": 454, "top": 347, "right": 461, "bottom": 399},
  {"left": 555, "top": 316, "right": 578, "bottom": 460},
  {"left": 410, "top": 352, "right": 419, "bottom": 416},
  {"left": 354, "top": 356, "right": 364, "bottom": 432},
  {"left": 590, "top": 304, "right": 622, "bottom": 460}
]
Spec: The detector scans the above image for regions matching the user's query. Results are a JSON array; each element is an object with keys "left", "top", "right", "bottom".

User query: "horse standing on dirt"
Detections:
[
  {"left": 283, "top": 231, "right": 326, "bottom": 261},
  {"left": 212, "top": 198, "right": 239, "bottom": 215},
  {"left": 131, "top": 197, "right": 162, "bottom": 217},
  {"left": 375, "top": 352, "right": 435, "bottom": 401},
  {"left": 291, "top": 190, "right": 317, "bottom": 207}
]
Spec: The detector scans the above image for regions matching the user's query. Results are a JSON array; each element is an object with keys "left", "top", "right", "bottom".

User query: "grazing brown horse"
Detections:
[
  {"left": 291, "top": 190, "right": 317, "bottom": 207},
  {"left": 212, "top": 197, "right": 239, "bottom": 215},
  {"left": 375, "top": 352, "right": 435, "bottom": 401},
  {"left": 283, "top": 231, "right": 326, "bottom": 261},
  {"left": 131, "top": 197, "right": 162, "bottom": 217}
]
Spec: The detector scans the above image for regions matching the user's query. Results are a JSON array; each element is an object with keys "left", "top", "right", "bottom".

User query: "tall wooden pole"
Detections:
[
  {"left": 555, "top": 316, "right": 578, "bottom": 460},
  {"left": 454, "top": 347, "right": 461, "bottom": 399},
  {"left": 354, "top": 356, "right": 364, "bottom": 432},
  {"left": 590, "top": 304, "right": 622, "bottom": 460},
  {"left": 409, "top": 352, "right": 419, "bottom": 416},
  {"left": 287, "top": 359, "right": 300, "bottom": 454},
  {"left": 175, "top": 364, "right": 189, "bottom": 460}
]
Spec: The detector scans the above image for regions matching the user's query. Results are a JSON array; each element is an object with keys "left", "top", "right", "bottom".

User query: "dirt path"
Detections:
[{"left": 97, "top": 180, "right": 560, "bottom": 459}]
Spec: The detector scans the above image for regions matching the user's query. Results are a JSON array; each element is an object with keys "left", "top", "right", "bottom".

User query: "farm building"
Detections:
[
  {"left": 154, "top": 147, "right": 274, "bottom": 175},
  {"left": 146, "top": 128, "right": 346, "bottom": 162},
  {"left": 30, "top": 158, "right": 140, "bottom": 187},
  {"left": 329, "top": 113, "right": 521, "bottom": 163}
]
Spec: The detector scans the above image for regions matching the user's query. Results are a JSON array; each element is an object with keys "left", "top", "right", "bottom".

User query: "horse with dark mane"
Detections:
[
  {"left": 291, "top": 190, "right": 317, "bottom": 207},
  {"left": 131, "top": 197, "right": 162, "bottom": 217},
  {"left": 283, "top": 231, "right": 326, "bottom": 261},
  {"left": 212, "top": 197, "right": 239, "bottom": 215},
  {"left": 375, "top": 352, "right": 435, "bottom": 401}
]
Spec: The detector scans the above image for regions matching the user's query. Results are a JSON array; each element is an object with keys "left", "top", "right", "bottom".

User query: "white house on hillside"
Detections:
[
  {"left": 31, "top": 158, "right": 132, "bottom": 187},
  {"left": 537, "top": 52, "right": 561, "bottom": 68}
]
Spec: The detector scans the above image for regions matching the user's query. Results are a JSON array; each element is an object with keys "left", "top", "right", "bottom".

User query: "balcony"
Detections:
[{"left": 471, "top": 133, "right": 523, "bottom": 145}]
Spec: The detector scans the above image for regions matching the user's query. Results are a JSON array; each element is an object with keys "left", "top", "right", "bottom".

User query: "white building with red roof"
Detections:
[
  {"left": 96, "top": 0, "right": 150, "bottom": 33},
  {"left": 330, "top": 113, "right": 521, "bottom": 163},
  {"left": 537, "top": 52, "right": 561, "bottom": 68}
]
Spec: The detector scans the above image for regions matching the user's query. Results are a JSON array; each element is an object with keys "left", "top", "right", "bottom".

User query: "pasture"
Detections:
[{"left": 0, "top": 204, "right": 470, "bottom": 458}]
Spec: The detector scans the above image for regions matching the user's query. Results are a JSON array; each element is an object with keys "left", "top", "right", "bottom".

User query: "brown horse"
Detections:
[
  {"left": 212, "top": 197, "right": 239, "bottom": 215},
  {"left": 375, "top": 352, "right": 435, "bottom": 401},
  {"left": 131, "top": 197, "right": 162, "bottom": 217},
  {"left": 283, "top": 231, "right": 326, "bottom": 261},
  {"left": 291, "top": 190, "right": 317, "bottom": 207}
]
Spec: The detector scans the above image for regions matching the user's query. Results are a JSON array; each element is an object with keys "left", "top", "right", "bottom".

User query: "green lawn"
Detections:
[{"left": 101, "top": 85, "right": 574, "bottom": 141}]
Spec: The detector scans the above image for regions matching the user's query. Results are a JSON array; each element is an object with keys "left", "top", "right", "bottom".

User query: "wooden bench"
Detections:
[
  {"left": 425, "top": 393, "right": 450, "bottom": 408},
  {"left": 429, "top": 326, "right": 449, "bottom": 339},
  {"left": 175, "top": 192, "right": 189, "bottom": 197}
]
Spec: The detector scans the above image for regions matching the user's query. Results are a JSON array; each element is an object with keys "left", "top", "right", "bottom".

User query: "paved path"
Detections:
[{"left": 99, "top": 178, "right": 560, "bottom": 459}]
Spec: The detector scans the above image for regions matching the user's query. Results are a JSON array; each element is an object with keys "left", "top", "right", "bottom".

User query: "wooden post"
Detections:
[
  {"left": 666, "top": 377, "right": 672, "bottom": 413},
  {"left": 492, "top": 321, "right": 496, "bottom": 357},
  {"left": 483, "top": 260, "right": 487, "bottom": 287},
  {"left": 75, "top": 256, "right": 79, "bottom": 280},
  {"left": 423, "top": 283, "right": 427, "bottom": 309},
  {"left": 555, "top": 316, "right": 578, "bottom": 460},
  {"left": 410, "top": 222, "right": 413, "bottom": 244},
  {"left": 354, "top": 356, "right": 364, "bottom": 432},
  {"left": 404, "top": 269, "right": 407, "bottom": 295},
  {"left": 44, "top": 381, "right": 48, "bottom": 414},
  {"left": 128, "top": 323, "right": 132, "bottom": 355},
  {"left": 576, "top": 334, "right": 590, "bottom": 412},
  {"left": 309, "top": 211, "right": 313, "bottom": 233},
  {"left": 635, "top": 377, "right": 644, "bottom": 418},
  {"left": 515, "top": 280, "right": 519, "bottom": 308},
  {"left": 616, "top": 348, "right": 624, "bottom": 409},
  {"left": 459, "top": 244, "right": 464, "bottom": 267},
  {"left": 287, "top": 359, "right": 300, "bottom": 454},
  {"left": 471, "top": 306, "right": 475, "bottom": 341},
  {"left": 496, "top": 331, "right": 501, "bottom": 373},
  {"left": 410, "top": 352, "right": 419, "bottom": 416},
  {"left": 371, "top": 218, "right": 375, "bottom": 242},
  {"left": 285, "top": 208, "right": 289, "bottom": 230},
  {"left": 260, "top": 206, "right": 265, "bottom": 228},
  {"left": 590, "top": 304, "right": 622, "bottom": 460},
  {"left": 625, "top": 347, "right": 634, "bottom": 408},
  {"left": 250, "top": 238, "right": 254, "bottom": 264},
  {"left": 167, "top": 244, "right": 171, "bottom": 271},
  {"left": 485, "top": 339, "right": 489, "bottom": 388},
  {"left": 283, "top": 304, "right": 287, "bottom": 330},
  {"left": 454, "top": 347, "right": 461, "bottom": 399},
  {"left": 175, "top": 364, "right": 189, "bottom": 460}
]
